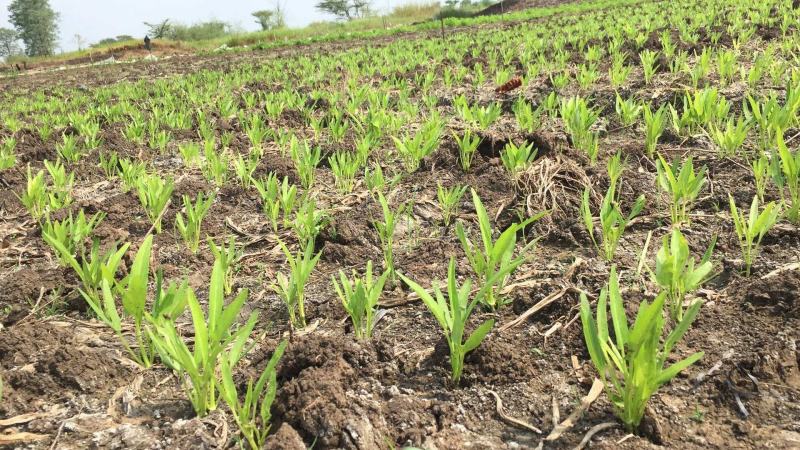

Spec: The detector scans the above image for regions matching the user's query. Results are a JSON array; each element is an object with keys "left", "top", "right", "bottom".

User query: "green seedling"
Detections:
[
  {"left": 0, "top": 137, "right": 17, "bottom": 170},
  {"left": 580, "top": 267, "right": 704, "bottom": 431},
  {"left": 656, "top": 155, "right": 706, "bottom": 226},
  {"left": 615, "top": 94, "right": 642, "bottom": 127},
  {"left": 453, "top": 130, "right": 481, "bottom": 172},
  {"left": 289, "top": 137, "right": 321, "bottom": 189},
  {"left": 643, "top": 104, "right": 667, "bottom": 156},
  {"left": 149, "top": 255, "right": 258, "bottom": 417},
  {"left": 219, "top": 341, "right": 287, "bottom": 450},
  {"left": 456, "top": 189, "right": 546, "bottom": 310},
  {"left": 500, "top": 140, "right": 538, "bottom": 178},
  {"left": 20, "top": 166, "right": 48, "bottom": 220},
  {"left": 710, "top": 117, "right": 749, "bottom": 157},
  {"left": 175, "top": 193, "right": 215, "bottom": 253},
  {"left": 729, "top": 195, "right": 781, "bottom": 276},
  {"left": 41, "top": 210, "right": 106, "bottom": 267},
  {"left": 330, "top": 150, "right": 361, "bottom": 194},
  {"left": 581, "top": 184, "right": 645, "bottom": 261},
  {"left": 98, "top": 151, "right": 119, "bottom": 179},
  {"left": 332, "top": 261, "right": 390, "bottom": 340},
  {"left": 400, "top": 258, "right": 519, "bottom": 385},
  {"left": 437, "top": 183, "right": 467, "bottom": 227},
  {"left": 209, "top": 237, "right": 239, "bottom": 295},
  {"left": 273, "top": 239, "right": 321, "bottom": 329},
  {"left": 774, "top": 131, "right": 800, "bottom": 223},
  {"left": 137, "top": 174, "right": 174, "bottom": 233},
  {"left": 374, "top": 192, "right": 405, "bottom": 283},
  {"left": 652, "top": 228, "right": 715, "bottom": 321},
  {"left": 95, "top": 235, "right": 188, "bottom": 368},
  {"left": 512, "top": 98, "right": 543, "bottom": 133}
]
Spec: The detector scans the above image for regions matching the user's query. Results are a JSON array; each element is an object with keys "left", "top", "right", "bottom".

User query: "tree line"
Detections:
[{"left": 1, "top": 0, "right": 488, "bottom": 60}]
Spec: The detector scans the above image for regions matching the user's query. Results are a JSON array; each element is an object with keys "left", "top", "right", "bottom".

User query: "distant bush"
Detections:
[
  {"left": 389, "top": 2, "right": 441, "bottom": 20},
  {"left": 167, "top": 21, "right": 236, "bottom": 41},
  {"left": 92, "top": 35, "right": 135, "bottom": 48}
]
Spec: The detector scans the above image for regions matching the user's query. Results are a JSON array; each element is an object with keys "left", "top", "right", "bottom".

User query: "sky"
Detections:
[{"left": 0, "top": 0, "right": 405, "bottom": 53}]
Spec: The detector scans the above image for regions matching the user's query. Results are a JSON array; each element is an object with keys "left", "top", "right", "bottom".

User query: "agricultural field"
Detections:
[{"left": 1, "top": 0, "right": 799, "bottom": 448}]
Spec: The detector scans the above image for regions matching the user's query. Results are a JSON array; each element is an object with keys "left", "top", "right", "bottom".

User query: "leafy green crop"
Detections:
[
  {"left": 652, "top": 229, "right": 715, "bottom": 320},
  {"left": 401, "top": 258, "right": 516, "bottom": 384},
  {"left": 332, "top": 261, "right": 389, "bottom": 340},
  {"left": 580, "top": 267, "right": 704, "bottom": 431},
  {"left": 274, "top": 239, "right": 321, "bottom": 328},
  {"left": 220, "top": 340, "right": 287, "bottom": 449},
  {"left": 729, "top": 195, "right": 780, "bottom": 276},
  {"left": 456, "top": 189, "right": 545, "bottom": 310},
  {"left": 150, "top": 255, "right": 258, "bottom": 416}
]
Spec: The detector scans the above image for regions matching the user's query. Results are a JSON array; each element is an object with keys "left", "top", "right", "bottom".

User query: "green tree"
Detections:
[
  {"left": 0, "top": 28, "right": 21, "bottom": 58},
  {"left": 315, "top": 0, "right": 371, "bottom": 20},
  {"left": 252, "top": 10, "right": 281, "bottom": 30},
  {"left": 8, "top": 0, "right": 59, "bottom": 57},
  {"left": 144, "top": 19, "right": 172, "bottom": 39}
]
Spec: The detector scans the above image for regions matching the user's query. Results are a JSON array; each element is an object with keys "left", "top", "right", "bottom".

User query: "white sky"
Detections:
[{"left": 0, "top": 0, "right": 412, "bottom": 52}]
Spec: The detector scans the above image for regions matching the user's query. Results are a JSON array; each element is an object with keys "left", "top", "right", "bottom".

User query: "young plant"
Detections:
[
  {"left": 56, "top": 134, "right": 83, "bottom": 162},
  {"left": 400, "top": 258, "right": 516, "bottom": 384},
  {"left": 0, "top": 137, "right": 16, "bottom": 170},
  {"left": 253, "top": 174, "right": 297, "bottom": 232},
  {"left": 652, "top": 229, "right": 715, "bottom": 321},
  {"left": 456, "top": 189, "right": 545, "bottom": 310},
  {"left": 219, "top": 341, "right": 287, "bottom": 450},
  {"left": 710, "top": 117, "right": 749, "bottom": 157},
  {"left": 392, "top": 119, "right": 442, "bottom": 172},
  {"left": 137, "top": 174, "right": 174, "bottom": 233},
  {"left": 751, "top": 155, "right": 770, "bottom": 203},
  {"left": 436, "top": 183, "right": 467, "bottom": 227},
  {"left": 373, "top": 192, "right": 404, "bottom": 283},
  {"left": 209, "top": 237, "right": 239, "bottom": 295},
  {"left": 580, "top": 267, "right": 704, "bottom": 431},
  {"left": 453, "top": 130, "right": 481, "bottom": 172},
  {"left": 609, "top": 56, "right": 633, "bottom": 89},
  {"left": 232, "top": 153, "right": 259, "bottom": 189},
  {"left": 500, "top": 140, "right": 538, "bottom": 178},
  {"left": 19, "top": 166, "right": 48, "bottom": 220},
  {"left": 656, "top": 155, "right": 706, "bottom": 226},
  {"left": 119, "top": 158, "right": 146, "bottom": 192},
  {"left": 561, "top": 96, "right": 599, "bottom": 164},
  {"left": 364, "top": 163, "right": 386, "bottom": 194},
  {"left": 774, "top": 132, "right": 800, "bottom": 223},
  {"left": 332, "top": 261, "right": 390, "bottom": 340},
  {"left": 41, "top": 210, "right": 106, "bottom": 267},
  {"left": 729, "top": 195, "right": 780, "bottom": 276},
  {"left": 46, "top": 238, "right": 128, "bottom": 308},
  {"left": 643, "top": 104, "right": 667, "bottom": 156},
  {"left": 202, "top": 146, "right": 229, "bottom": 187},
  {"left": 98, "top": 151, "right": 119, "bottom": 179},
  {"left": 43, "top": 159, "right": 74, "bottom": 211},
  {"left": 179, "top": 142, "right": 201, "bottom": 168},
  {"left": 292, "top": 196, "right": 327, "bottom": 247},
  {"left": 93, "top": 235, "right": 188, "bottom": 368},
  {"left": 175, "top": 193, "right": 215, "bottom": 253},
  {"left": 273, "top": 239, "right": 321, "bottom": 329},
  {"left": 581, "top": 185, "right": 645, "bottom": 261},
  {"left": 289, "top": 138, "right": 321, "bottom": 189},
  {"left": 639, "top": 50, "right": 659, "bottom": 84},
  {"left": 615, "top": 94, "right": 642, "bottom": 127},
  {"left": 473, "top": 102, "right": 502, "bottom": 130},
  {"left": 512, "top": 98, "right": 542, "bottom": 133},
  {"left": 329, "top": 150, "right": 360, "bottom": 194},
  {"left": 149, "top": 256, "right": 258, "bottom": 417}
]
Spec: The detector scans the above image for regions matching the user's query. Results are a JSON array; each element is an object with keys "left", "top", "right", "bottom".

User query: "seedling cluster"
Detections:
[{"left": 2, "top": 0, "right": 799, "bottom": 446}]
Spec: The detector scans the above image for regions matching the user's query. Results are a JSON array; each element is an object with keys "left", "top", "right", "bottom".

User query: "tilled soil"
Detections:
[{"left": 1, "top": 4, "right": 800, "bottom": 450}]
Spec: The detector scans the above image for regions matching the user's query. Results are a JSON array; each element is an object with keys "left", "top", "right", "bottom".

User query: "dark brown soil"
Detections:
[{"left": 1, "top": 1, "right": 799, "bottom": 449}]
